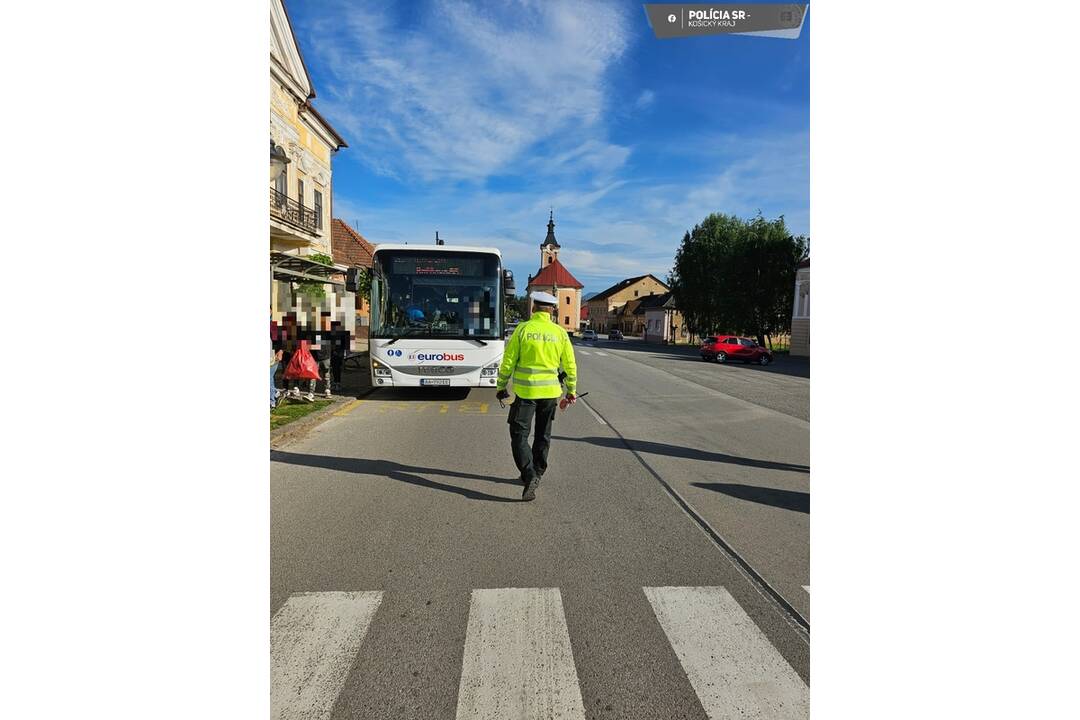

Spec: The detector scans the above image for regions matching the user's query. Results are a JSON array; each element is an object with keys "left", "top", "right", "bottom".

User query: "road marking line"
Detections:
[
  {"left": 644, "top": 586, "right": 808, "bottom": 719},
  {"left": 332, "top": 400, "right": 364, "bottom": 416},
  {"left": 271, "top": 591, "right": 383, "bottom": 720},
  {"left": 803, "top": 586, "right": 809, "bottom": 594},
  {"left": 578, "top": 350, "right": 591, "bottom": 355},
  {"left": 580, "top": 398, "right": 607, "bottom": 425},
  {"left": 593, "top": 351, "right": 608, "bottom": 356},
  {"left": 455, "top": 588, "right": 586, "bottom": 720}
]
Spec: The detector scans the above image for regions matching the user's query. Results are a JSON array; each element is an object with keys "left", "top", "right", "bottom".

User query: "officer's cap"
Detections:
[{"left": 529, "top": 291, "right": 558, "bottom": 306}]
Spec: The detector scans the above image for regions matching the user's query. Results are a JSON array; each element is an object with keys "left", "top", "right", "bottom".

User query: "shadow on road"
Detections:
[
  {"left": 359, "top": 387, "right": 477, "bottom": 402},
  {"left": 553, "top": 436, "right": 809, "bottom": 473},
  {"left": 271, "top": 450, "right": 520, "bottom": 503},
  {"left": 690, "top": 482, "right": 810, "bottom": 513}
]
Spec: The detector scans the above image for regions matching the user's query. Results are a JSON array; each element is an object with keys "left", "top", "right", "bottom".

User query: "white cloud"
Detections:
[
  {"left": 328, "top": 129, "right": 808, "bottom": 293},
  {"left": 634, "top": 89, "right": 655, "bottom": 109},
  {"left": 301, "top": 3, "right": 808, "bottom": 293},
  {"left": 305, "top": 0, "right": 632, "bottom": 182}
]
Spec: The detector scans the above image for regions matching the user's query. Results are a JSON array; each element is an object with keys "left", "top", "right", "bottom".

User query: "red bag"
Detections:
[{"left": 284, "top": 340, "right": 321, "bottom": 380}]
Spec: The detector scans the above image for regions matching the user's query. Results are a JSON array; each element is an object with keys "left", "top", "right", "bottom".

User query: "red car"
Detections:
[{"left": 700, "top": 335, "right": 773, "bottom": 365}]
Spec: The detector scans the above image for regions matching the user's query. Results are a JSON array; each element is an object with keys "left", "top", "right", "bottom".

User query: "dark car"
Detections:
[
  {"left": 700, "top": 335, "right": 773, "bottom": 365},
  {"left": 608, "top": 329, "right": 623, "bottom": 341}
]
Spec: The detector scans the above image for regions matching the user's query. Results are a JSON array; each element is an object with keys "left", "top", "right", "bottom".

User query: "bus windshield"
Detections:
[{"left": 372, "top": 250, "right": 502, "bottom": 339}]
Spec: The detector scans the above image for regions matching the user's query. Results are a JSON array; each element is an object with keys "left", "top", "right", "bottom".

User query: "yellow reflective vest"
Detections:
[{"left": 497, "top": 311, "right": 577, "bottom": 399}]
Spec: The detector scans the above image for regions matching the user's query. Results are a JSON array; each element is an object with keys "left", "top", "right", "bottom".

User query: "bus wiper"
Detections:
[
  {"left": 384, "top": 327, "right": 426, "bottom": 345},
  {"left": 468, "top": 339, "right": 489, "bottom": 346}
]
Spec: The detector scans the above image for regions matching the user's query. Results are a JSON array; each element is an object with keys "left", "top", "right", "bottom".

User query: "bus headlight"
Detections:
[
  {"left": 480, "top": 360, "right": 500, "bottom": 377},
  {"left": 372, "top": 358, "right": 393, "bottom": 377}
]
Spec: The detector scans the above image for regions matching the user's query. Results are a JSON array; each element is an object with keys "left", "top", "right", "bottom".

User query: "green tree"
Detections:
[
  {"left": 504, "top": 294, "right": 528, "bottom": 323},
  {"left": 296, "top": 252, "right": 334, "bottom": 303},
  {"left": 669, "top": 213, "right": 807, "bottom": 347},
  {"left": 352, "top": 265, "right": 371, "bottom": 304}
]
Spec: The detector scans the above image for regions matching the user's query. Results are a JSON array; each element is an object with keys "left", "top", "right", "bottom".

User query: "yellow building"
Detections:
[
  {"left": 525, "top": 212, "right": 584, "bottom": 333},
  {"left": 269, "top": 0, "right": 350, "bottom": 328},
  {"left": 586, "top": 274, "right": 670, "bottom": 335}
]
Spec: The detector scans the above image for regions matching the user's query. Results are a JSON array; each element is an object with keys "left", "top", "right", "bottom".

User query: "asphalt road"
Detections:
[{"left": 270, "top": 341, "right": 810, "bottom": 719}]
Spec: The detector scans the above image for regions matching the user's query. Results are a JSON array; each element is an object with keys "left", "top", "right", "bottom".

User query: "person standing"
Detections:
[
  {"left": 270, "top": 309, "right": 283, "bottom": 409},
  {"left": 328, "top": 320, "right": 348, "bottom": 391},
  {"left": 495, "top": 291, "right": 578, "bottom": 501}
]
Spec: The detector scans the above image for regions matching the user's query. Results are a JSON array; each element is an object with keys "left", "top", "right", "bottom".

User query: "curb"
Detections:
[{"left": 270, "top": 385, "right": 376, "bottom": 449}]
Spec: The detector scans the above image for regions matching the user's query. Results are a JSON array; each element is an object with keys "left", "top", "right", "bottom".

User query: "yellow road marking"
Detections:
[
  {"left": 331, "top": 399, "right": 492, "bottom": 416},
  {"left": 332, "top": 399, "right": 364, "bottom": 416}
]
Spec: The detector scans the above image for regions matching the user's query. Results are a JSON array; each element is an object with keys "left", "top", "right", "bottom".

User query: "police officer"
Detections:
[{"left": 495, "top": 291, "right": 578, "bottom": 501}]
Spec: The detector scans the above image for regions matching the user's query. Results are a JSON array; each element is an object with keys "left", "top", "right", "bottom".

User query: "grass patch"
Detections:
[{"left": 271, "top": 399, "right": 335, "bottom": 430}]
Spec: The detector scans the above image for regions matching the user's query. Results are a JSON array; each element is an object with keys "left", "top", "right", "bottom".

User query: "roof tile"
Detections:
[
  {"left": 331, "top": 218, "right": 375, "bottom": 268},
  {"left": 528, "top": 258, "right": 584, "bottom": 289}
]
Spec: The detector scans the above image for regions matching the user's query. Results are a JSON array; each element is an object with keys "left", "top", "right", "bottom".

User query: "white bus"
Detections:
[{"left": 368, "top": 244, "right": 515, "bottom": 388}]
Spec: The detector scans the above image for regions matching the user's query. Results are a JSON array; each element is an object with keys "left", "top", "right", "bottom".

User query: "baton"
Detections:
[{"left": 559, "top": 391, "right": 588, "bottom": 411}]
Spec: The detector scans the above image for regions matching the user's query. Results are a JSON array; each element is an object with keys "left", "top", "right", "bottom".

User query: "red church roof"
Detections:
[{"left": 528, "top": 258, "right": 584, "bottom": 289}]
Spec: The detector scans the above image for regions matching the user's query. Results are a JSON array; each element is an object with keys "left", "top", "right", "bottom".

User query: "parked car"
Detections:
[
  {"left": 700, "top": 335, "right": 773, "bottom": 365},
  {"left": 609, "top": 329, "right": 624, "bottom": 341},
  {"left": 581, "top": 329, "right": 597, "bottom": 341}
]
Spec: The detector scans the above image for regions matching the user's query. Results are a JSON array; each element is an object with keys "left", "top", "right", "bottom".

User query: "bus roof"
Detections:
[{"left": 372, "top": 243, "right": 502, "bottom": 257}]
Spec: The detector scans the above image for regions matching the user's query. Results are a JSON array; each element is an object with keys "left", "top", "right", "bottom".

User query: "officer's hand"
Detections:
[
  {"left": 564, "top": 392, "right": 576, "bottom": 405},
  {"left": 495, "top": 389, "right": 510, "bottom": 401}
]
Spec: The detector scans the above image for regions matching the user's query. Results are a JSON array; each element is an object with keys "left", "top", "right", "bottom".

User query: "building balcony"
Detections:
[{"left": 270, "top": 187, "right": 321, "bottom": 236}]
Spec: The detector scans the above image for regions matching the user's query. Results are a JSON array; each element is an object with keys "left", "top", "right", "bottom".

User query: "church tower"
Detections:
[
  {"left": 541, "top": 209, "right": 561, "bottom": 266},
  {"left": 526, "top": 211, "right": 584, "bottom": 333}
]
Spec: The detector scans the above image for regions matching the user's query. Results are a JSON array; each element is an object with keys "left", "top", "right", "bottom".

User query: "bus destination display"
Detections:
[{"left": 392, "top": 256, "right": 484, "bottom": 276}]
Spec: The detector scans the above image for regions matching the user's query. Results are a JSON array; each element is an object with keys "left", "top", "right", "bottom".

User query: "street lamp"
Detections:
[{"left": 270, "top": 140, "right": 290, "bottom": 181}]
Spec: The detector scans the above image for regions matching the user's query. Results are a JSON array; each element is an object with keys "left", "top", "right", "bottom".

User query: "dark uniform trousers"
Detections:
[{"left": 507, "top": 397, "right": 559, "bottom": 484}]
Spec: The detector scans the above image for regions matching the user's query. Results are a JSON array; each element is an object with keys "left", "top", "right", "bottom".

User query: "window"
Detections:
[
  {"left": 725, "top": 337, "right": 737, "bottom": 344},
  {"left": 274, "top": 166, "right": 287, "bottom": 198},
  {"left": 740, "top": 338, "right": 756, "bottom": 347},
  {"left": 297, "top": 178, "right": 305, "bottom": 207},
  {"left": 565, "top": 296, "right": 570, "bottom": 305},
  {"left": 547, "top": 257, "right": 552, "bottom": 264},
  {"left": 634, "top": 290, "right": 639, "bottom": 297},
  {"left": 313, "top": 190, "right": 323, "bottom": 229},
  {"left": 564, "top": 316, "right": 570, "bottom": 325}
]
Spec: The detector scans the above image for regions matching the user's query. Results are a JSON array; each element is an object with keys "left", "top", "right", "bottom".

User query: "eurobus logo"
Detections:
[{"left": 408, "top": 351, "right": 466, "bottom": 363}]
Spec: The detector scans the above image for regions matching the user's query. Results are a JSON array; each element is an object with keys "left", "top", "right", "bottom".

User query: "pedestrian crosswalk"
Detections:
[
  {"left": 270, "top": 586, "right": 808, "bottom": 719},
  {"left": 270, "top": 591, "right": 383, "bottom": 720}
]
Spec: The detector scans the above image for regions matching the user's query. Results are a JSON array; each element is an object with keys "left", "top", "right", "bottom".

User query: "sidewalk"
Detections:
[{"left": 270, "top": 350, "right": 373, "bottom": 446}]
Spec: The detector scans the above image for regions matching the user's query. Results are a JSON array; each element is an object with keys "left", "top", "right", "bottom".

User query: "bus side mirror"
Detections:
[
  {"left": 346, "top": 266, "right": 369, "bottom": 293},
  {"left": 503, "top": 269, "right": 515, "bottom": 296}
]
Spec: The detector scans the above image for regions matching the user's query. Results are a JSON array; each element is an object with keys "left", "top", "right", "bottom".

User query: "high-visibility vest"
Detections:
[{"left": 497, "top": 311, "right": 577, "bottom": 399}]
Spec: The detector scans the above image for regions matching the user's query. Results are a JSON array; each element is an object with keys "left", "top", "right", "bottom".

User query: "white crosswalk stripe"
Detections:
[
  {"left": 593, "top": 350, "right": 609, "bottom": 356},
  {"left": 271, "top": 591, "right": 383, "bottom": 720},
  {"left": 578, "top": 349, "right": 591, "bottom": 355},
  {"left": 269, "top": 587, "right": 806, "bottom": 719},
  {"left": 455, "top": 587, "right": 586, "bottom": 720},
  {"left": 644, "top": 586, "right": 809, "bottom": 719}
]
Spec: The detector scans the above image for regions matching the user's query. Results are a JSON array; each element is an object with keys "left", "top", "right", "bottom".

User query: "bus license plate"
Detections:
[{"left": 420, "top": 378, "right": 451, "bottom": 386}]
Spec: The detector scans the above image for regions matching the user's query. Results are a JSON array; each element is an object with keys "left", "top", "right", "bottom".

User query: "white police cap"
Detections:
[{"left": 529, "top": 291, "right": 558, "bottom": 306}]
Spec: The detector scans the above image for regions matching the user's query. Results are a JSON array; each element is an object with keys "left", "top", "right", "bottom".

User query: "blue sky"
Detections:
[{"left": 289, "top": 0, "right": 809, "bottom": 296}]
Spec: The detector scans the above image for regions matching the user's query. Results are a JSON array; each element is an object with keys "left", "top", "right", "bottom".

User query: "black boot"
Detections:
[{"left": 522, "top": 477, "right": 539, "bottom": 501}]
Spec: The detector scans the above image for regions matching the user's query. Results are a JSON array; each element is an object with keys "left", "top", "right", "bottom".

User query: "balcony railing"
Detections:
[{"left": 270, "top": 188, "right": 320, "bottom": 234}]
